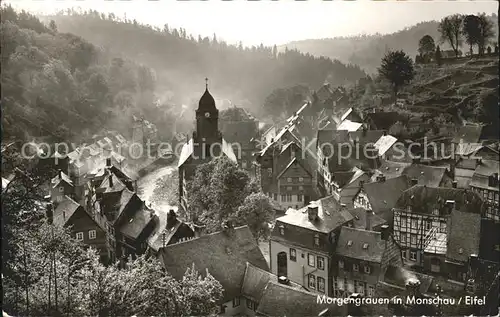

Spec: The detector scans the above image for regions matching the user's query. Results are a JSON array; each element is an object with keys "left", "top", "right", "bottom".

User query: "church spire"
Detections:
[{"left": 205, "top": 77, "right": 209, "bottom": 90}]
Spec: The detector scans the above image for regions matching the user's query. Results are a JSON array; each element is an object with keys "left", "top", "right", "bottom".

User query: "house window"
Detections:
[
  {"left": 308, "top": 274, "right": 316, "bottom": 289},
  {"left": 281, "top": 194, "right": 286, "bottom": 201},
  {"left": 232, "top": 297, "right": 240, "bottom": 307},
  {"left": 299, "top": 177, "right": 304, "bottom": 182},
  {"left": 287, "top": 186, "right": 293, "bottom": 191},
  {"left": 337, "top": 278, "right": 344, "bottom": 290},
  {"left": 287, "top": 177, "right": 292, "bottom": 182},
  {"left": 353, "top": 264, "right": 359, "bottom": 272},
  {"left": 411, "top": 218, "right": 417, "bottom": 229},
  {"left": 279, "top": 225, "right": 285, "bottom": 235},
  {"left": 411, "top": 235, "right": 417, "bottom": 245},
  {"left": 368, "top": 286, "right": 375, "bottom": 297},
  {"left": 364, "top": 265, "right": 371, "bottom": 274},
  {"left": 76, "top": 232, "right": 84, "bottom": 241},
  {"left": 339, "top": 260, "right": 344, "bottom": 269},
  {"left": 287, "top": 194, "right": 293, "bottom": 202},
  {"left": 317, "top": 256, "right": 325, "bottom": 270},
  {"left": 426, "top": 220, "right": 432, "bottom": 230},
  {"left": 297, "top": 194, "right": 303, "bottom": 202},
  {"left": 274, "top": 193, "right": 278, "bottom": 201},
  {"left": 317, "top": 277, "right": 325, "bottom": 293},
  {"left": 89, "top": 230, "right": 96, "bottom": 240},
  {"left": 401, "top": 234, "right": 407, "bottom": 244},
  {"left": 401, "top": 216, "right": 407, "bottom": 228},
  {"left": 308, "top": 254, "right": 315, "bottom": 267},
  {"left": 314, "top": 234, "right": 320, "bottom": 246},
  {"left": 299, "top": 186, "right": 304, "bottom": 190},
  {"left": 246, "top": 298, "right": 255, "bottom": 310},
  {"left": 59, "top": 186, "right": 64, "bottom": 192},
  {"left": 401, "top": 250, "right": 406, "bottom": 259},
  {"left": 410, "top": 251, "right": 417, "bottom": 261},
  {"left": 290, "top": 248, "right": 297, "bottom": 261}
]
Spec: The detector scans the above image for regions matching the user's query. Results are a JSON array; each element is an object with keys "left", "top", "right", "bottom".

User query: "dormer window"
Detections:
[
  {"left": 339, "top": 260, "right": 344, "bottom": 269},
  {"left": 279, "top": 224, "right": 285, "bottom": 235},
  {"left": 347, "top": 240, "right": 353, "bottom": 246},
  {"left": 459, "top": 248, "right": 463, "bottom": 254},
  {"left": 353, "top": 264, "right": 359, "bottom": 272},
  {"left": 364, "top": 265, "right": 371, "bottom": 274},
  {"left": 362, "top": 243, "right": 369, "bottom": 249},
  {"left": 314, "top": 234, "right": 320, "bottom": 246}
]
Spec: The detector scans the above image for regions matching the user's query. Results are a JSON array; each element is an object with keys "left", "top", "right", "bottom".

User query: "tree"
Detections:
[
  {"left": 417, "top": 35, "right": 436, "bottom": 61},
  {"left": 272, "top": 44, "right": 278, "bottom": 59},
  {"left": 438, "top": 14, "right": 463, "bottom": 57},
  {"left": 378, "top": 50, "right": 415, "bottom": 100},
  {"left": 435, "top": 46, "right": 442, "bottom": 65},
  {"left": 49, "top": 20, "right": 57, "bottom": 33},
  {"left": 463, "top": 14, "right": 481, "bottom": 57},
  {"left": 186, "top": 157, "right": 259, "bottom": 233},
  {"left": 477, "top": 13, "right": 494, "bottom": 56},
  {"left": 487, "top": 46, "right": 492, "bottom": 54},
  {"left": 235, "top": 193, "right": 275, "bottom": 241}
]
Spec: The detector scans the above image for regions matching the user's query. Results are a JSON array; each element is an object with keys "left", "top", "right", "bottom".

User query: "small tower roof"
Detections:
[{"left": 197, "top": 78, "right": 217, "bottom": 112}]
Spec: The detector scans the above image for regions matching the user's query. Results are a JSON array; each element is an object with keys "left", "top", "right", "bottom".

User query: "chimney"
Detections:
[
  {"left": 106, "top": 158, "right": 112, "bottom": 167},
  {"left": 452, "top": 181, "right": 458, "bottom": 188},
  {"left": 411, "top": 178, "right": 418, "bottom": 186},
  {"left": 383, "top": 130, "right": 387, "bottom": 136},
  {"left": 166, "top": 209, "right": 177, "bottom": 230},
  {"left": 445, "top": 200, "right": 456, "bottom": 213},
  {"left": 359, "top": 180, "right": 365, "bottom": 188},
  {"left": 108, "top": 174, "right": 113, "bottom": 188},
  {"left": 278, "top": 276, "right": 289, "bottom": 285},
  {"left": 365, "top": 209, "right": 373, "bottom": 231},
  {"left": 380, "top": 224, "right": 389, "bottom": 240},
  {"left": 58, "top": 169, "right": 62, "bottom": 178},
  {"left": 307, "top": 203, "right": 319, "bottom": 222}
]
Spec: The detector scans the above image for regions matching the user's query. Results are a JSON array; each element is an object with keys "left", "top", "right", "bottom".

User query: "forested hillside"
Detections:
[
  {"left": 1, "top": 6, "right": 175, "bottom": 144},
  {"left": 283, "top": 15, "right": 498, "bottom": 74},
  {"left": 45, "top": 9, "right": 366, "bottom": 113}
]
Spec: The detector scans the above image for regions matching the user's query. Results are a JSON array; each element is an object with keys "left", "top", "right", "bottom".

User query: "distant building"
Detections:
[
  {"left": 219, "top": 106, "right": 259, "bottom": 171},
  {"left": 50, "top": 170, "right": 75, "bottom": 203},
  {"left": 470, "top": 159, "right": 499, "bottom": 221},
  {"left": 146, "top": 209, "right": 196, "bottom": 255}
]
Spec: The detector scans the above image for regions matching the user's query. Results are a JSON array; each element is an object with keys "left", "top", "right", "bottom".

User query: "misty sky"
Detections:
[{"left": 6, "top": 0, "right": 498, "bottom": 46}]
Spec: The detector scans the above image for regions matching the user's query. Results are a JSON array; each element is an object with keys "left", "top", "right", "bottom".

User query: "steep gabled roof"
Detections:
[
  {"left": 241, "top": 262, "right": 304, "bottom": 302},
  {"left": 337, "top": 119, "right": 362, "bottom": 132},
  {"left": 362, "top": 175, "right": 410, "bottom": 216},
  {"left": 446, "top": 210, "right": 481, "bottom": 263},
  {"left": 395, "top": 185, "right": 484, "bottom": 215},
  {"left": 401, "top": 164, "right": 448, "bottom": 187},
  {"left": 471, "top": 159, "right": 500, "bottom": 190},
  {"left": 160, "top": 226, "right": 268, "bottom": 303},
  {"left": 335, "top": 227, "right": 386, "bottom": 263},
  {"left": 452, "top": 124, "right": 485, "bottom": 144},
  {"left": 349, "top": 208, "right": 387, "bottom": 230},
  {"left": 276, "top": 196, "right": 353, "bottom": 234},
  {"left": 256, "top": 281, "right": 340, "bottom": 317},
  {"left": 119, "top": 205, "right": 155, "bottom": 240},
  {"left": 277, "top": 157, "right": 312, "bottom": 179},
  {"left": 51, "top": 171, "right": 73, "bottom": 188},
  {"left": 374, "top": 135, "right": 398, "bottom": 156},
  {"left": 53, "top": 195, "right": 83, "bottom": 227}
]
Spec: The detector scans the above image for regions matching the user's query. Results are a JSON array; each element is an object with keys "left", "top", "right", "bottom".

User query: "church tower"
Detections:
[
  {"left": 194, "top": 78, "right": 220, "bottom": 142},
  {"left": 193, "top": 78, "right": 222, "bottom": 160}
]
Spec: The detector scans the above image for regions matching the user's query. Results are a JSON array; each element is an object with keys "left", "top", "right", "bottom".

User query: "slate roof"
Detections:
[
  {"left": 177, "top": 138, "right": 237, "bottom": 168},
  {"left": 337, "top": 119, "right": 362, "bottom": 132},
  {"left": 277, "top": 196, "right": 354, "bottom": 234},
  {"left": 401, "top": 164, "right": 448, "bottom": 187},
  {"left": 241, "top": 262, "right": 304, "bottom": 302},
  {"left": 349, "top": 130, "right": 386, "bottom": 145},
  {"left": 455, "top": 143, "right": 484, "bottom": 156},
  {"left": 371, "top": 160, "right": 410, "bottom": 181},
  {"left": 349, "top": 207, "right": 387, "bottom": 230},
  {"left": 454, "top": 168, "right": 474, "bottom": 189},
  {"left": 256, "top": 281, "right": 339, "bottom": 317},
  {"left": 395, "top": 185, "right": 484, "bottom": 215},
  {"left": 446, "top": 210, "right": 481, "bottom": 263},
  {"left": 364, "top": 112, "right": 408, "bottom": 130},
  {"left": 119, "top": 205, "right": 155, "bottom": 240},
  {"left": 362, "top": 175, "right": 410, "bottom": 216},
  {"left": 471, "top": 159, "right": 500, "bottom": 190},
  {"left": 53, "top": 195, "right": 82, "bottom": 227},
  {"left": 2, "top": 178, "right": 10, "bottom": 190},
  {"left": 374, "top": 134, "right": 398, "bottom": 156},
  {"left": 383, "top": 266, "right": 435, "bottom": 294},
  {"left": 452, "top": 124, "right": 485, "bottom": 144},
  {"left": 51, "top": 171, "right": 73, "bottom": 188},
  {"left": 335, "top": 227, "right": 386, "bottom": 263},
  {"left": 160, "top": 225, "right": 268, "bottom": 302}
]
